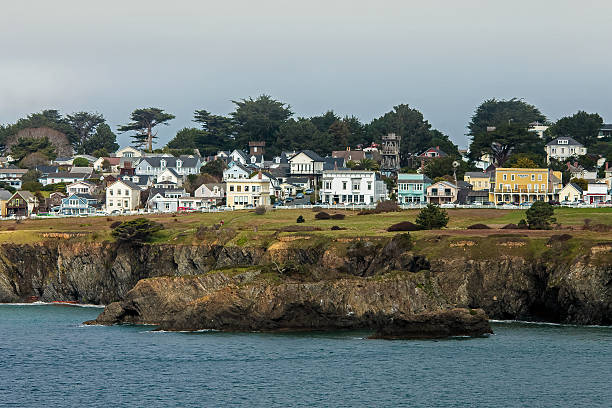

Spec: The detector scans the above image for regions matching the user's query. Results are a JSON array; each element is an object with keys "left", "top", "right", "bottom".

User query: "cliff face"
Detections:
[{"left": 0, "top": 236, "right": 610, "bottom": 325}]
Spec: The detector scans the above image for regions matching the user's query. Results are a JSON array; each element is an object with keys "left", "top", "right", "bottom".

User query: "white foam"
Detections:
[{"left": 490, "top": 319, "right": 612, "bottom": 328}]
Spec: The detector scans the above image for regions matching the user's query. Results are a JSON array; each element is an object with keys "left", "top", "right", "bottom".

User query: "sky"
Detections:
[{"left": 1, "top": 0, "right": 611, "bottom": 149}]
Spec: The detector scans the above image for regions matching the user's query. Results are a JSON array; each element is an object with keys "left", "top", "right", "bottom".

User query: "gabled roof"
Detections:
[
  {"left": 44, "top": 172, "right": 89, "bottom": 179},
  {"left": 12, "top": 191, "right": 36, "bottom": 201},
  {"left": 230, "top": 149, "right": 249, "bottom": 162},
  {"left": 464, "top": 171, "right": 489, "bottom": 178},
  {"left": 139, "top": 156, "right": 200, "bottom": 168},
  {"left": 290, "top": 150, "right": 324, "bottom": 162},
  {"left": 323, "top": 157, "right": 345, "bottom": 170},
  {"left": 429, "top": 180, "right": 457, "bottom": 189},
  {"left": 563, "top": 183, "right": 583, "bottom": 194},
  {"left": 0, "top": 189, "right": 12, "bottom": 200},
  {"left": 546, "top": 137, "right": 583, "bottom": 146},
  {"left": 332, "top": 150, "right": 366, "bottom": 162},
  {"left": 159, "top": 168, "right": 181, "bottom": 178},
  {"left": 113, "top": 179, "right": 140, "bottom": 190},
  {"left": 418, "top": 147, "right": 448, "bottom": 157},
  {"left": 226, "top": 162, "right": 250, "bottom": 173}
]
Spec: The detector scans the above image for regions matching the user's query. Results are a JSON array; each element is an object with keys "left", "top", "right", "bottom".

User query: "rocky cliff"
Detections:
[{"left": 0, "top": 234, "right": 611, "bottom": 326}]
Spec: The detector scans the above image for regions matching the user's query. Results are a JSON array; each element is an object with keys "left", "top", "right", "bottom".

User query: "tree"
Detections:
[
  {"left": 366, "top": 104, "right": 459, "bottom": 164},
  {"left": 328, "top": 120, "right": 351, "bottom": 149},
  {"left": 570, "top": 178, "right": 588, "bottom": 191},
  {"left": 66, "top": 112, "right": 105, "bottom": 153},
  {"left": 509, "top": 157, "right": 537, "bottom": 168},
  {"left": 415, "top": 203, "right": 449, "bottom": 230},
  {"left": 0, "top": 182, "right": 16, "bottom": 193},
  {"left": 423, "top": 156, "right": 474, "bottom": 180},
  {"left": 111, "top": 218, "right": 164, "bottom": 244},
  {"left": 275, "top": 118, "right": 329, "bottom": 155},
  {"left": 352, "top": 158, "right": 379, "bottom": 170},
  {"left": 468, "top": 98, "right": 546, "bottom": 160},
  {"left": 118, "top": 108, "right": 175, "bottom": 151},
  {"left": 72, "top": 157, "right": 90, "bottom": 167},
  {"left": 505, "top": 152, "right": 544, "bottom": 168},
  {"left": 81, "top": 124, "right": 119, "bottom": 155},
  {"left": 167, "top": 127, "right": 201, "bottom": 150},
  {"left": 469, "top": 122, "right": 545, "bottom": 165},
  {"left": 200, "top": 159, "right": 226, "bottom": 179},
  {"left": 21, "top": 181, "right": 43, "bottom": 192},
  {"left": 231, "top": 95, "right": 292, "bottom": 156},
  {"left": 21, "top": 169, "right": 42, "bottom": 184},
  {"left": 545, "top": 111, "right": 603, "bottom": 147},
  {"left": 193, "top": 109, "right": 234, "bottom": 150},
  {"left": 525, "top": 201, "right": 556, "bottom": 230},
  {"left": 10, "top": 137, "right": 57, "bottom": 161},
  {"left": 19, "top": 152, "right": 50, "bottom": 169}
]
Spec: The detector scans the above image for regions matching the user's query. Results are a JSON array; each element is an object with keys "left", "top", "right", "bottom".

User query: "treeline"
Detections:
[{"left": 166, "top": 95, "right": 460, "bottom": 161}]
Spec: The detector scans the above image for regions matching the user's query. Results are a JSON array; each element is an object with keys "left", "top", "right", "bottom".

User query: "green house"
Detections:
[{"left": 397, "top": 173, "right": 432, "bottom": 204}]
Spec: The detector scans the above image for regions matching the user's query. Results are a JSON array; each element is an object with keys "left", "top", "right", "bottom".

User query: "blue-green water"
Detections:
[{"left": 1, "top": 305, "right": 611, "bottom": 407}]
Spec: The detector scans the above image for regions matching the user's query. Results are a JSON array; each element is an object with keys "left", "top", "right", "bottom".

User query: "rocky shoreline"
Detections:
[{"left": 1, "top": 234, "right": 611, "bottom": 332}]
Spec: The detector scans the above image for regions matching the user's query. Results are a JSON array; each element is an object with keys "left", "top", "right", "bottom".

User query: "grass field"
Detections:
[{"left": 0, "top": 207, "right": 610, "bottom": 246}]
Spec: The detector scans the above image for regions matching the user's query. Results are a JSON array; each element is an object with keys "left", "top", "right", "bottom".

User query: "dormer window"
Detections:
[
  {"left": 558, "top": 139, "right": 569, "bottom": 145},
  {"left": 160, "top": 159, "right": 166, "bottom": 168},
  {"left": 176, "top": 160, "right": 182, "bottom": 168}
]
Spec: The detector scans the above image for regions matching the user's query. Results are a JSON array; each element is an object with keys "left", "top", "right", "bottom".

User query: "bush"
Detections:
[
  {"left": 255, "top": 206, "right": 266, "bottom": 215},
  {"left": 72, "top": 157, "right": 90, "bottom": 167},
  {"left": 109, "top": 221, "right": 122, "bottom": 229},
  {"left": 387, "top": 221, "right": 421, "bottom": 232},
  {"left": 467, "top": 223, "right": 491, "bottom": 229},
  {"left": 547, "top": 234, "right": 572, "bottom": 245},
  {"left": 331, "top": 213, "right": 345, "bottom": 220},
  {"left": 314, "top": 211, "right": 331, "bottom": 220},
  {"left": 111, "top": 218, "right": 164, "bottom": 244},
  {"left": 525, "top": 201, "right": 556, "bottom": 230},
  {"left": 501, "top": 223, "right": 519, "bottom": 229},
  {"left": 415, "top": 204, "right": 449, "bottom": 230},
  {"left": 517, "top": 219, "right": 528, "bottom": 229},
  {"left": 277, "top": 225, "right": 321, "bottom": 232},
  {"left": 375, "top": 200, "right": 400, "bottom": 213},
  {"left": 296, "top": 215, "right": 305, "bottom": 223},
  {"left": 330, "top": 225, "right": 346, "bottom": 231}
]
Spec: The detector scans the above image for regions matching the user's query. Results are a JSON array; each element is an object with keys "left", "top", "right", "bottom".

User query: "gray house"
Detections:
[{"left": 135, "top": 156, "right": 202, "bottom": 177}]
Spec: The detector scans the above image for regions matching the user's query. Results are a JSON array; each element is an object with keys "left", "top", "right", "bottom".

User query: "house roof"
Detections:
[
  {"left": 565, "top": 183, "right": 584, "bottom": 194},
  {"left": 464, "top": 171, "right": 489, "bottom": 178},
  {"left": 70, "top": 167, "right": 94, "bottom": 174},
  {"left": 159, "top": 168, "right": 181, "bottom": 178},
  {"left": 546, "top": 137, "right": 583, "bottom": 146},
  {"left": 139, "top": 156, "right": 200, "bottom": 168},
  {"left": 0, "top": 189, "right": 12, "bottom": 200},
  {"left": 45, "top": 172, "right": 90, "bottom": 179},
  {"left": 430, "top": 180, "right": 457, "bottom": 189},
  {"left": 13, "top": 191, "right": 36, "bottom": 201},
  {"left": 600, "top": 124, "right": 612, "bottom": 131},
  {"left": 418, "top": 147, "right": 448, "bottom": 157},
  {"left": 0, "top": 169, "right": 28, "bottom": 175},
  {"left": 332, "top": 150, "right": 366, "bottom": 162},
  {"left": 230, "top": 149, "right": 249, "bottom": 162},
  {"left": 291, "top": 150, "right": 324, "bottom": 162},
  {"left": 35, "top": 165, "right": 59, "bottom": 175},
  {"left": 323, "top": 157, "right": 345, "bottom": 170},
  {"left": 114, "top": 179, "right": 140, "bottom": 190},
  {"left": 226, "top": 162, "right": 250, "bottom": 173}
]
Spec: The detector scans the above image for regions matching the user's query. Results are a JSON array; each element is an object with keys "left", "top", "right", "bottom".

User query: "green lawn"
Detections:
[{"left": 0, "top": 207, "right": 610, "bottom": 245}]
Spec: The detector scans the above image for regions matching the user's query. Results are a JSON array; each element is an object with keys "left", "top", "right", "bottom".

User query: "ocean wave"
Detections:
[{"left": 490, "top": 319, "right": 612, "bottom": 328}]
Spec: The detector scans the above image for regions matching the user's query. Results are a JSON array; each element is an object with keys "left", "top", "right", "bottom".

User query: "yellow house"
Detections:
[
  {"left": 491, "top": 168, "right": 550, "bottom": 204},
  {"left": 463, "top": 172, "right": 493, "bottom": 191},
  {"left": 0, "top": 189, "right": 12, "bottom": 216},
  {"left": 226, "top": 171, "right": 272, "bottom": 209}
]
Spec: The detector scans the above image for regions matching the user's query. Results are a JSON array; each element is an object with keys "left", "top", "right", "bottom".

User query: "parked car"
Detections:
[
  {"left": 296, "top": 193, "right": 304, "bottom": 199},
  {"left": 285, "top": 197, "right": 294, "bottom": 203},
  {"left": 304, "top": 189, "right": 314, "bottom": 194}
]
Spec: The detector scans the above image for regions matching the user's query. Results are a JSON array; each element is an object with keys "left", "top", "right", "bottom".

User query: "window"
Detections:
[
  {"left": 513, "top": 184, "right": 517, "bottom": 190},
  {"left": 511, "top": 174, "right": 515, "bottom": 181},
  {"left": 367, "top": 182, "right": 372, "bottom": 191},
  {"left": 324, "top": 181, "right": 331, "bottom": 189},
  {"left": 538, "top": 174, "right": 542, "bottom": 181},
  {"left": 531, "top": 174, "right": 535, "bottom": 181},
  {"left": 109, "top": 189, "right": 114, "bottom": 196},
  {"left": 125, "top": 190, "right": 129, "bottom": 195},
  {"left": 229, "top": 185, "right": 234, "bottom": 192},
  {"left": 503, "top": 174, "right": 507, "bottom": 181},
  {"left": 353, "top": 183, "right": 360, "bottom": 190},
  {"left": 176, "top": 160, "right": 182, "bottom": 168},
  {"left": 237, "top": 186, "right": 242, "bottom": 192},
  {"left": 244, "top": 186, "right": 249, "bottom": 192},
  {"left": 414, "top": 183, "right": 422, "bottom": 191},
  {"left": 499, "top": 183, "right": 503, "bottom": 190},
  {"left": 109, "top": 200, "right": 113, "bottom": 207},
  {"left": 342, "top": 181, "right": 347, "bottom": 190},
  {"left": 541, "top": 184, "right": 545, "bottom": 190}
]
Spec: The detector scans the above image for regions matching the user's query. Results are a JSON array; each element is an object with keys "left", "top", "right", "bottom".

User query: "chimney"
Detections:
[
  {"left": 606, "top": 162, "right": 609, "bottom": 171},
  {"left": 436, "top": 146, "right": 440, "bottom": 150},
  {"left": 258, "top": 170, "right": 262, "bottom": 179}
]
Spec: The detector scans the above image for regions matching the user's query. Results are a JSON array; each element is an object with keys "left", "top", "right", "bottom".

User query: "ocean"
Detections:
[{"left": 1, "top": 304, "right": 610, "bottom": 407}]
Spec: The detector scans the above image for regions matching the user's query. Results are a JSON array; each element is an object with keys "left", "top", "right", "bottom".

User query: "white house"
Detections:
[
  {"left": 194, "top": 183, "right": 225, "bottom": 207},
  {"left": 41, "top": 172, "right": 90, "bottom": 186},
  {"left": 66, "top": 180, "right": 97, "bottom": 195},
  {"left": 146, "top": 188, "right": 188, "bottom": 213},
  {"left": 528, "top": 122, "right": 549, "bottom": 138},
  {"left": 0, "top": 168, "right": 28, "bottom": 189},
  {"left": 106, "top": 179, "right": 141, "bottom": 212},
  {"left": 558, "top": 183, "right": 583, "bottom": 203},
  {"left": 113, "top": 146, "right": 143, "bottom": 159},
  {"left": 289, "top": 150, "right": 325, "bottom": 177},
  {"left": 229, "top": 149, "right": 249, "bottom": 165},
  {"left": 546, "top": 137, "right": 587, "bottom": 163},
  {"left": 156, "top": 168, "right": 183, "bottom": 186},
  {"left": 135, "top": 156, "right": 201, "bottom": 177},
  {"left": 319, "top": 170, "right": 388, "bottom": 205},
  {"left": 223, "top": 162, "right": 251, "bottom": 181},
  {"left": 425, "top": 181, "right": 458, "bottom": 204},
  {"left": 584, "top": 183, "right": 609, "bottom": 204}
]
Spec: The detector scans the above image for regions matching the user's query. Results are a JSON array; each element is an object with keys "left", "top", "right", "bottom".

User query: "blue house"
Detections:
[
  {"left": 57, "top": 194, "right": 99, "bottom": 215},
  {"left": 397, "top": 173, "right": 432, "bottom": 204}
]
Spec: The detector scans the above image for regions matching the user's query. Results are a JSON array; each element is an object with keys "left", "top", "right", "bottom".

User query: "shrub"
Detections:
[
  {"left": 525, "top": 201, "right": 556, "bottom": 230},
  {"left": 387, "top": 221, "right": 421, "bottom": 232},
  {"left": 330, "top": 225, "right": 346, "bottom": 231},
  {"left": 501, "top": 223, "right": 519, "bottom": 229},
  {"left": 375, "top": 200, "right": 400, "bottom": 213},
  {"left": 547, "top": 234, "right": 572, "bottom": 245},
  {"left": 111, "top": 218, "right": 164, "bottom": 244},
  {"left": 109, "top": 221, "right": 122, "bottom": 229},
  {"left": 277, "top": 225, "right": 321, "bottom": 232},
  {"left": 195, "top": 225, "right": 208, "bottom": 240},
  {"left": 331, "top": 213, "right": 345, "bottom": 220},
  {"left": 517, "top": 219, "right": 528, "bottom": 229},
  {"left": 255, "top": 206, "right": 266, "bottom": 215},
  {"left": 106, "top": 217, "right": 112, "bottom": 222},
  {"left": 415, "top": 204, "right": 449, "bottom": 230},
  {"left": 296, "top": 215, "right": 305, "bottom": 223},
  {"left": 314, "top": 211, "right": 331, "bottom": 220},
  {"left": 6, "top": 226, "right": 15, "bottom": 231},
  {"left": 467, "top": 223, "right": 491, "bottom": 229},
  {"left": 72, "top": 157, "right": 90, "bottom": 167}
]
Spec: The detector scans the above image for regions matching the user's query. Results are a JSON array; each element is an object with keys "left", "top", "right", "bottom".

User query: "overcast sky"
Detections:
[{"left": 1, "top": 0, "right": 611, "bottom": 148}]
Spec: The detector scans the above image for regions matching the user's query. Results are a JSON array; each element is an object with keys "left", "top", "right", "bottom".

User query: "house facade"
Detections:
[
  {"left": 67, "top": 181, "right": 96, "bottom": 195},
  {"left": 135, "top": 156, "right": 201, "bottom": 177},
  {"left": 223, "top": 162, "right": 250, "bottom": 181},
  {"left": 491, "top": 168, "right": 550, "bottom": 204},
  {"left": 41, "top": 172, "right": 90, "bottom": 186},
  {"left": 194, "top": 183, "right": 225, "bottom": 207},
  {"left": 584, "top": 183, "right": 609, "bottom": 204},
  {"left": 463, "top": 172, "right": 492, "bottom": 191},
  {"left": 545, "top": 137, "right": 587, "bottom": 163},
  {"left": 558, "top": 183, "right": 583, "bottom": 202},
  {"left": 105, "top": 179, "right": 141, "bottom": 212},
  {"left": 289, "top": 151, "right": 324, "bottom": 177},
  {"left": 146, "top": 188, "right": 189, "bottom": 213},
  {"left": 0, "top": 169, "right": 28, "bottom": 189},
  {"left": 6, "top": 191, "right": 39, "bottom": 217},
  {"left": 58, "top": 194, "right": 98, "bottom": 215},
  {"left": 319, "top": 170, "right": 387, "bottom": 205},
  {"left": 226, "top": 171, "right": 272, "bottom": 209},
  {"left": 397, "top": 173, "right": 432, "bottom": 204},
  {"left": 425, "top": 181, "right": 458, "bottom": 204}
]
